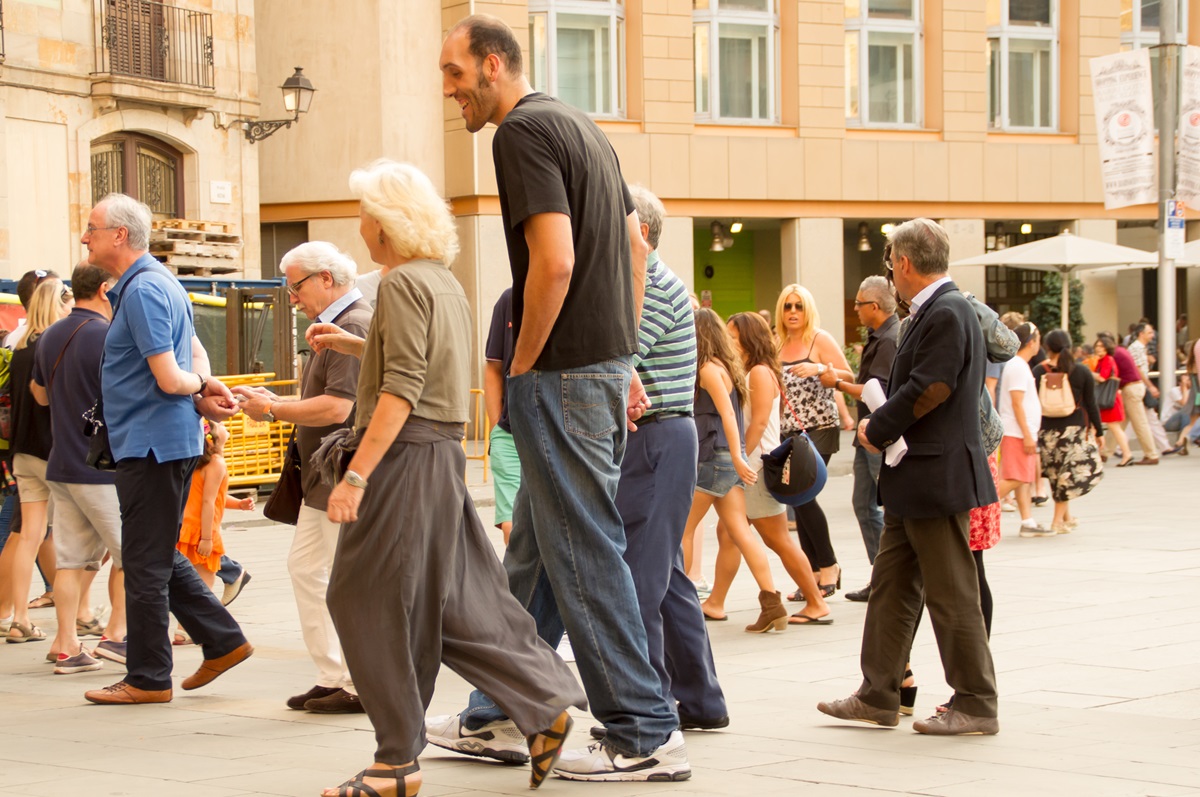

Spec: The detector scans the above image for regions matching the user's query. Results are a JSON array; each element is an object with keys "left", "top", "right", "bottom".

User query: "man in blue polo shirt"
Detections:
[{"left": 80, "top": 193, "right": 251, "bottom": 705}]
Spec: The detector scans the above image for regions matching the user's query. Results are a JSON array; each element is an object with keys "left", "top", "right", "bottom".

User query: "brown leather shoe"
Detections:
[
  {"left": 913, "top": 707, "right": 998, "bottom": 735},
  {"left": 1134, "top": 457, "right": 1160, "bottom": 465},
  {"left": 181, "top": 641, "right": 253, "bottom": 690},
  {"left": 304, "top": 688, "right": 365, "bottom": 714},
  {"left": 85, "top": 680, "right": 172, "bottom": 705},
  {"left": 816, "top": 694, "right": 899, "bottom": 727}
]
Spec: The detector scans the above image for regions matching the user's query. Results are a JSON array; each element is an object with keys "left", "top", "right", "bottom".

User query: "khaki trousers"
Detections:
[{"left": 1121, "top": 382, "right": 1159, "bottom": 461}]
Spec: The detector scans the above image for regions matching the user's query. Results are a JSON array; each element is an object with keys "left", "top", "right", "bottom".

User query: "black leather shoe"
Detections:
[
  {"left": 305, "top": 688, "right": 365, "bottom": 714},
  {"left": 589, "top": 725, "right": 607, "bottom": 740},
  {"left": 845, "top": 584, "right": 872, "bottom": 602},
  {"left": 287, "top": 684, "right": 342, "bottom": 710},
  {"left": 678, "top": 713, "right": 730, "bottom": 731}
]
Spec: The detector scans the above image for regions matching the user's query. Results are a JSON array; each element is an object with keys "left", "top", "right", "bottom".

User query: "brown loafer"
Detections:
[
  {"left": 181, "top": 641, "right": 254, "bottom": 691},
  {"left": 304, "top": 688, "right": 365, "bottom": 714},
  {"left": 1133, "top": 457, "right": 1160, "bottom": 465},
  {"left": 85, "top": 680, "right": 172, "bottom": 705}
]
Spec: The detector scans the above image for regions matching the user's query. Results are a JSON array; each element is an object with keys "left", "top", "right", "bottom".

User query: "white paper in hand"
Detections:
[{"left": 861, "top": 378, "right": 908, "bottom": 467}]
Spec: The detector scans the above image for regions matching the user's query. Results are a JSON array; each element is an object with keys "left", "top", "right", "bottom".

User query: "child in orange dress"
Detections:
[{"left": 174, "top": 421, "right": 254, "bottom": 644}]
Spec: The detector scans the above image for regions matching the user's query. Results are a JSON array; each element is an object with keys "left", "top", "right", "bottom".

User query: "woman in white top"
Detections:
[{"left": 702, "top": 313, "right": 831, "bottom": 625}]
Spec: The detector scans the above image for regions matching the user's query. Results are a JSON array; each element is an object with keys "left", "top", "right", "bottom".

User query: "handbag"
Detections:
[
  {"left": 83, "top": 397, "right": 116, "bottom": 471},
  {"left": 762, "top": 393, "right": 827, "bottom": 505},
  {"left": 263, "top": 430, "right": 302, "bottom": 525},
  {"left": 1039, "top": 372, "right": 1077, "bottom": 418},
  {"left": 1096, "top": 377, "right": 1119, "bottom": 411}
]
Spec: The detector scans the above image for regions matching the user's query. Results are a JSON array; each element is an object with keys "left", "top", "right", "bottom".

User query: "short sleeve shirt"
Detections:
[
  {"left": 102, "top": 255, "right": 202, "bottom": 463},
  {"left": 297, "top": 298, "right": 372, "bottom": 511},
  {"left": 484, "top": 288, "right": 515, "bottom": 432},
  {"left": 32, "top": 309, "right": 114, "bottom": 484},
  {"left": 999, "top": 356, "right": 1041, "bottom": 437},
  {"left": 492, "top": 93, "right": 638, "bottom": 371}
]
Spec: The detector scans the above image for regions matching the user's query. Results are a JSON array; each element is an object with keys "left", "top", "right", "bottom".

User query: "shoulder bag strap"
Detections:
[{"left": 48, "top": 318, "right": 99, "bottom": 393}]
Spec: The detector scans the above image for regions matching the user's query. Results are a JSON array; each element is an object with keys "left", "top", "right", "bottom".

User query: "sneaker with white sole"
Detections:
[
  {"left": 1018, "top": 521, "right": 1055, "bottom": 538},
  {"left": 54, "top": 647, "right": 103, "bottom": 674},
  {"left": 425, "top": 714, "right": 530, "bottom": 764},
  {"left": 94, "top": 638, "right": 127, "bottom": 665},
  {"left": 553, "top": 729, "right": 691, "bottom": 782}
]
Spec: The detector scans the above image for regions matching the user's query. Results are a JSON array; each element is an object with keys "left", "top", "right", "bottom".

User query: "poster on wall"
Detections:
[
  {"left": 1177, "top": 46, "right": 1200, "bottom": 205},
  {"left": 1090, "top": 49, "right": 1156, "bottom": 209}
]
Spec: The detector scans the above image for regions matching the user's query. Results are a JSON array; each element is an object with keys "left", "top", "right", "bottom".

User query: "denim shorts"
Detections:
[{"left": 696, "top": 448, "right": 743, "bottom": 498}]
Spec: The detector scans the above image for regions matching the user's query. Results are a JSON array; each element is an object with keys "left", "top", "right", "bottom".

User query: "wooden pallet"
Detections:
[
  {"left": 150, "top": 239, "right": 240, "bottom": 258},
  {"left": 151, "top": 228, "right": 243, "bottom": 246},
  {"left": 153, "top": 218, "right": 233, "bottom": 233},
  {"left": 154, "top": 253, "right": 241, "bottom": 276}
]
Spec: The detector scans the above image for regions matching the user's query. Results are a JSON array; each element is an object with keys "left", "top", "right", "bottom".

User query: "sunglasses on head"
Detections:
[{"left": 783, "top": 301, "right": 804, "bottom": 312}]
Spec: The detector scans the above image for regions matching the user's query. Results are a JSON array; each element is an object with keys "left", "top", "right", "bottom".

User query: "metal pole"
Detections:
[{"left": 1157, "top": 1, "right": 1179, "bottom": 399}]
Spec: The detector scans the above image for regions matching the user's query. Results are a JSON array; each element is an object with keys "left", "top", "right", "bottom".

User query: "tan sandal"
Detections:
[
  {"left": 28, "top": 594, "right": 54, "bottom": 609},
  {"left": 6, "top": 621, "right": 46, "bottom": 643}
]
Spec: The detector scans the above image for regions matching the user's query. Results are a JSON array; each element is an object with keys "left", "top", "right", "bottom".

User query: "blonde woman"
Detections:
[
  {"left": 6, "top": 279, "right": 72, "bottom": 643},
  {"left": 309, "top": 159, "right": 584, "bottom": 797},
  {"left": 775, "top": 284, "right": 852, "bottom": 598}
]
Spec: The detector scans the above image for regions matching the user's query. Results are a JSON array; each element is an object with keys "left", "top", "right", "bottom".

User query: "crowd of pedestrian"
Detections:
[{"left": 0, "top": 12, "right": 1193, "bottom": 797}]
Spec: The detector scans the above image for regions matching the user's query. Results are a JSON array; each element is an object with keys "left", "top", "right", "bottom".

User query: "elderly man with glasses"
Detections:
[
  {"left": 817, "top": 275, "right": 899, "bottom": 602},
  {"left": 235, "top": 242, "right": 372, "bottom": 714}
]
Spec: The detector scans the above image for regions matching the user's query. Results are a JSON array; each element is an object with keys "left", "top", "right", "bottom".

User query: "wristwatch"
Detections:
[
  {"left": 263, "top": 403, "right": 277, "bottom": 423},
  {"left": 344, "top": 470, "right": 368, "bottom": 489},
  {"left": 194, "top": 373, "right": 208, "bottom": 395}
]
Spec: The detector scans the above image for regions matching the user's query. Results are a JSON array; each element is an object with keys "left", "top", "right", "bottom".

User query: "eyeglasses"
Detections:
[
  {"left": 287, "top": 272, "right": 318, "bottom": 295},
  {"left": 853, "top": 299, "right": 878, "bottom": 308},
  {"left": 783, "top": 302, "right": 804, "bottom": 312},
  {"left": 85, "top": 225, "right": 120, "bottom": 234}
]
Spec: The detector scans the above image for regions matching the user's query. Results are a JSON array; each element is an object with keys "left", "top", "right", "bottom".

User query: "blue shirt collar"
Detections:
[
  {"left": 317, "top": 287, "right": 364, "bottom": 324},
  {"left": 109, "top": 253, "right": 161, "bottom": 313}
]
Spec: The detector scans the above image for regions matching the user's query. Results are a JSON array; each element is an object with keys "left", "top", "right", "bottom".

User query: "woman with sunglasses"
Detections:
[{"left": 774, "top": 284, "right": 852, "bottom": 599}]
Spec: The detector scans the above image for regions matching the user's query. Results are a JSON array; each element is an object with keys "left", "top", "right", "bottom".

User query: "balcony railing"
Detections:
[{"left": 96, "top": 0, "right": 213, "bottom": 90}]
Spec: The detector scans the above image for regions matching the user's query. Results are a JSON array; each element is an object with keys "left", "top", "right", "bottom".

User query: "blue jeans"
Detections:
[
  {"left": 463, "top": 358, "right": 678, "bottom": 757},
  {"left": 851, "top": 446, "right": 884, "bottom": 566},
  {"left": 216, "top": 555, "right": 242, "bottom": 586}
]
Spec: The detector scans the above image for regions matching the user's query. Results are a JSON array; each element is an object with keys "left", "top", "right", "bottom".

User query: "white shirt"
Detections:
[
  {"left": 316, "top": 287, "right": 364, "bottom": 325},
  {"left": 999, "top": 357, "right": 1041, "bottom": 438},
  {"left": 4, "top": 320, "right": 28, "bottom": 350},
  {"left": 907, "top": 275, "right": 953, "bottom": 315},
  {"left": 356, "top": 270, "right": 382, "bottom": 309},
  {"left": 748, "top": 392, "right": 781, "bottom": 468}
]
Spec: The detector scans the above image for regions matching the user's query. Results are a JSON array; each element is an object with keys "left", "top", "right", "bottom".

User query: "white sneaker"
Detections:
[
  {"left": 425, "top": 714, "right": 530, "bottom": 764},
  {"left": 1018, "top": 520, "right": 1055, "bottom": 538},
  {"left": 1000, "top": 499, "right": 1017, "bottom": 513},
  {"left": 553, "top": 729, "right": 691, "bottom": 782}
]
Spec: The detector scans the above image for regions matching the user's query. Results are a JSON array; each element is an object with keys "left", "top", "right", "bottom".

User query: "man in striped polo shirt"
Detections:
[{"left": 594, "top": 185, "right": 728, "bottom": 736}]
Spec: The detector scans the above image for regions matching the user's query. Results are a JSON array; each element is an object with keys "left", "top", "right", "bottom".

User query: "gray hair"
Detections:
[
  {"left": 858, "top": 275, "right": 896, "bottom": 314},
  {"left": 279, "top": 241, "right": 358, "bottom": 286},
  {"left": 889, "top": 218, "right": 949, "bottom": 276},
  {"left": 628, "top": 184, "right": 665, "bottom": 250},
  {"left": 100, "top": 193, "right": 153, "bottom": 251}
]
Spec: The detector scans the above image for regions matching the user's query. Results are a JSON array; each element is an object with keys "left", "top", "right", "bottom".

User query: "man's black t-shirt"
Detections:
[
  {"left": 492, "top": 93, "right": 637, "bottom": 371},
  {"left": 484, "top": 288, "right": 515, "bottom": 432}
]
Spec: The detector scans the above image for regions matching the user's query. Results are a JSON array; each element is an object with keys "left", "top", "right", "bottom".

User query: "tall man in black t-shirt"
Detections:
[{"left": 433, "top": 14, "right": 687, "bottom": 783}]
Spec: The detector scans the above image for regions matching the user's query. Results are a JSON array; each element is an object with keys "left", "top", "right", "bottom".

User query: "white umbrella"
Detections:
[{"left": 950, "top": 231, "right": 1160, "bottom": 329}]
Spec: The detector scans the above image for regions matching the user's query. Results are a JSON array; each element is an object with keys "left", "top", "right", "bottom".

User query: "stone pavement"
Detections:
[{"left": 2, "top": 443, "right": 1199, "bottom": 797}]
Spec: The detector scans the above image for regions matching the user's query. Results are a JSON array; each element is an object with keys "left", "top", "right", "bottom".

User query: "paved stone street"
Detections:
[{"left": 2, "top": 440, "right": 1198, "bottom": 796}]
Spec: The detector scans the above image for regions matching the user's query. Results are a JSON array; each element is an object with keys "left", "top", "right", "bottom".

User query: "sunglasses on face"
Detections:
[{"left": 783, "top": 302, "right": 804, "bottom": 312}]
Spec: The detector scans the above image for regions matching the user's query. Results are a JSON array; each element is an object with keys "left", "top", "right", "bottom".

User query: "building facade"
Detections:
[
  {"left": 257, "top": 0, "right": 1200, "bottom": 374},
  {"left": 1, "top": 0, "right": 262, "bottom": 280}
]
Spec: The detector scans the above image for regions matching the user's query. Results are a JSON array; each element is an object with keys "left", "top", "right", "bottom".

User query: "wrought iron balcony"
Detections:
[{"left": 95, "top": 0, "right": 213, "bottom": 90}]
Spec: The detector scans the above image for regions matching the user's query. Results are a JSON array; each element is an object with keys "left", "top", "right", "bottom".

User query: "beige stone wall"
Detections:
[{"left": 0, "top": 0, "right": 261, "bottom": 279}]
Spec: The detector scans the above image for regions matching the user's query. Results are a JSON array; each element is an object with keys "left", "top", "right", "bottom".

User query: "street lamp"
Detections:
[{"left": 213, "top": 67, "right": 317, "bottom": 143}]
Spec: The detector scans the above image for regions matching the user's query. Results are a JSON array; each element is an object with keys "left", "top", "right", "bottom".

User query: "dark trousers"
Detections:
[
  {"left": 792, "top": 431, "right": 838, "bottom": 569},
  {"left": 116, "top": 453, "right": 246, "bottom": 691},
  {"left": 617, "top": 416, "right": 726, "bottom": 721},
  {"left": 858, "top": 511, "right": 998, "bottom": 718}
]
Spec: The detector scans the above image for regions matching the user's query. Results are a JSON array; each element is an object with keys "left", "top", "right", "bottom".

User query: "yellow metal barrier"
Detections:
[
  {"left": 219, "top": 373, "right": 298, "bottom": 488},
  {"left": 464, "top": 388, "right": 489, "bottom": 483}
]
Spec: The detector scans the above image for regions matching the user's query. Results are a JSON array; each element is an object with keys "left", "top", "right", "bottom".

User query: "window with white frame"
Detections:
[
  {"left": 529, "top": 1, "right": 625, "bottom": 117},
  {"left": 987, "top": 0, "right": 1057, "bottom": 131},
  {"left": 1120, "top": 0, "right": 1187, "bottom": 49},
  {"left": 845, "top": 0, "right": 922, "bottom": 127},
  {"left": 693, "top": 0, "right": 780, "bottom": 123}
]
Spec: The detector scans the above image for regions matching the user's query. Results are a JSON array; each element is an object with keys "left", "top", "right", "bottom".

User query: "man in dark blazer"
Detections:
[{"left": 817, "top": 218, "right": 999, "bottom": 735}]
